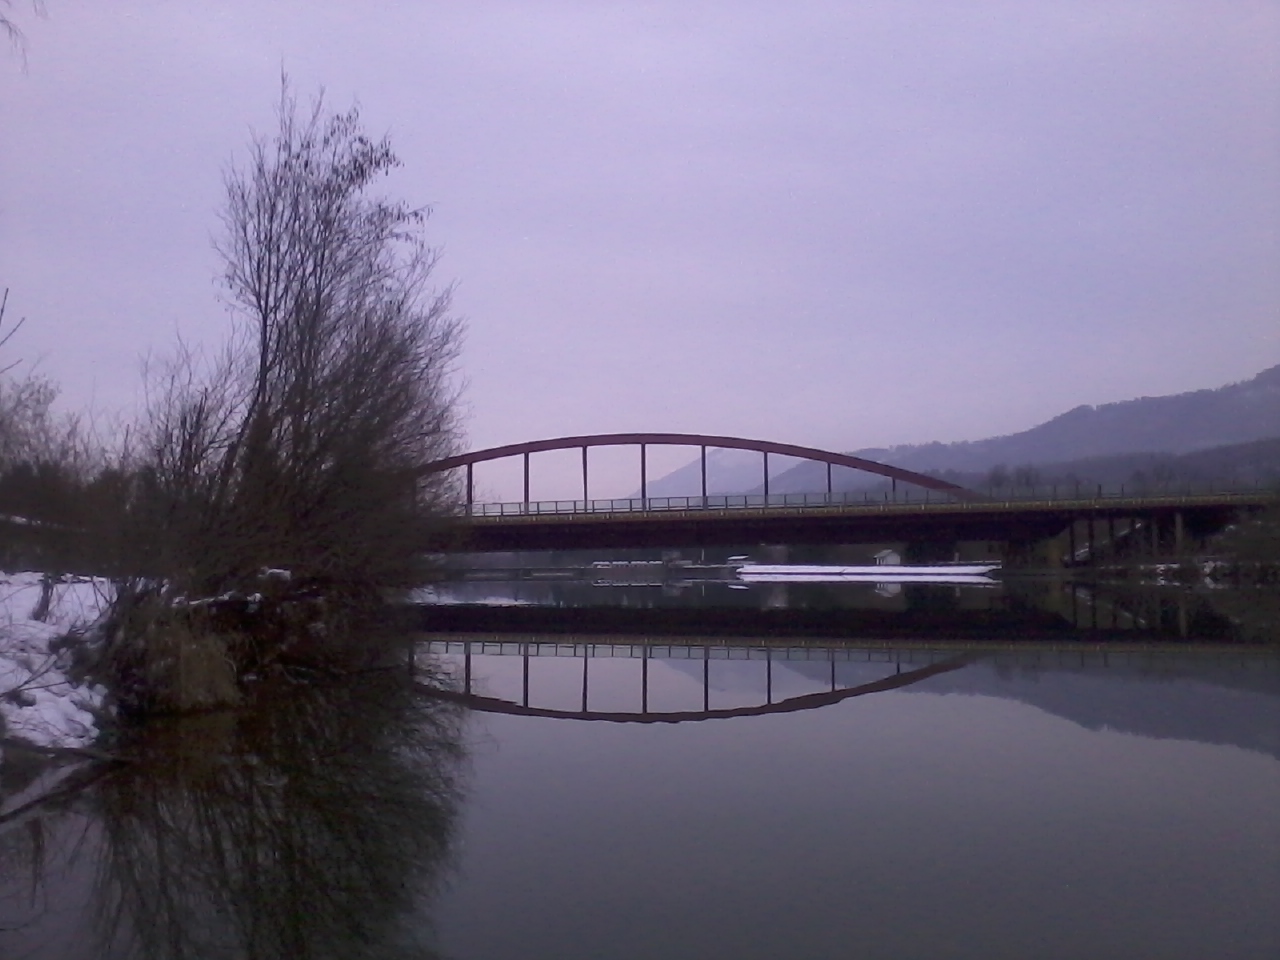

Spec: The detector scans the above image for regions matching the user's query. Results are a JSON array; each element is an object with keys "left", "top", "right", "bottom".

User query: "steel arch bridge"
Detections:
[
  {"left": 420, "top": 638, "right": 975, "bottom": 724},
  {"left": 430, "top": 657, "right": 972, "bottom": 724},
  {"left": 423, "top": 432, "right": 983, "bottom": 508}
]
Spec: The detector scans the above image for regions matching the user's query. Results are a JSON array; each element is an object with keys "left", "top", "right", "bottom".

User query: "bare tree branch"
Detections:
[
  {"left": 137, "top": 78, "right": 464, "bottom": 597},
  {"left": 0, "top": 288, "right": 27, "bottom": 376},
  {"left": 1, "top": 1, "right": 47, "bottom": 66}
]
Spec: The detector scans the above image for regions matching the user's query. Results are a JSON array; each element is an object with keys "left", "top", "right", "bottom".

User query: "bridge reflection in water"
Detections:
[
  {"left": 417, "top": 578, "right": 1230, "bottom": 643},
  {"left": 422, "top": 639, "right": 1270, "bottom": 724}
]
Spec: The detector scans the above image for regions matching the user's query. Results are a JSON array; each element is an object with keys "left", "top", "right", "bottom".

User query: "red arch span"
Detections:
[
  {"left": 423, "top": 432, "right": 984, "bottom": 501},
  {"left": 423, "top": 655, "right": 972, "bottom": 724}
]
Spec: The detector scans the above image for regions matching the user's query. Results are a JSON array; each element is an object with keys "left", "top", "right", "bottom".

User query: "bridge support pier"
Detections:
[
  {"left": 1004, "top": 535, "right": 1063, "bottom": 570},
  {"left": 703, "top": 648, "right": 710, "bottom": 712},
  {"left": 642, "top": 652, "right": 649, "bottom": 714}
]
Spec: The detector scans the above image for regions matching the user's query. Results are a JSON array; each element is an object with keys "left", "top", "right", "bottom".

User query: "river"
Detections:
[{"left": 1, "top": 578, "right": 1277, "bottom": 958}]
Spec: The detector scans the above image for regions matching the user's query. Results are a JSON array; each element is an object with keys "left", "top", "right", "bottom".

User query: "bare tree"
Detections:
[
  {"left": 1012, "top": 464, "right": 1041, "bottom": 493},
  {"left": 0, "top": 289, "right": 115, "bottom": 572},
  {"left": 1, "top": 0, "right": 45, "bottom": 63},
  {"left": 0, "top": 288, "right": 27, "bottom": 375},
  {"left": 137, "top": 81, "right": 464, "bottom": 596},
  {"left": 986, "top": 463, "right": 1009, "bottom": 494},
  {"left": 0, "top": 289, "right": 92, "bottom": 474}
]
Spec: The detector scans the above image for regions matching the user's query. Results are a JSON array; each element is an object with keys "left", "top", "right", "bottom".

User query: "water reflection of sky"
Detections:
[
  {"left": 3, "top": 641, "right": 1276, "bottom": 959},
  {"left": 436, "top": 645, "right": 1280, "bottom": 960}
]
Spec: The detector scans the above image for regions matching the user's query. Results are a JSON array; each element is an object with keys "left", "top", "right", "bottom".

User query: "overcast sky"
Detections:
[{"left": 2, "top": 1, "right": 1277, "bottom": 498}]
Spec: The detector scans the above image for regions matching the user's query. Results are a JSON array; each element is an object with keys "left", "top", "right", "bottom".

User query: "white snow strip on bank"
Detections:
[{"left": 0, "top": 572, "right": 112, "bottom": 751}]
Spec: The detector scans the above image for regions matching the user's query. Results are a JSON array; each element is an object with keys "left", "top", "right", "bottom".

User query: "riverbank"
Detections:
[{"left": 0, "top": 571, "right": 110, "bottom": 752}]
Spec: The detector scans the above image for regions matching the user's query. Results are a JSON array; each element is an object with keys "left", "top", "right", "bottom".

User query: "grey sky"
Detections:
[{"left": 2, "top": 1, "right": 1277, "bottom": 498}]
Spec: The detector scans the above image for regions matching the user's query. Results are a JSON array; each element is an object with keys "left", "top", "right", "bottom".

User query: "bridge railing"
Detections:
[
  {"left": 465, "top": 482, "right": 1276, "bottom": 517},
  {"left": 467, "top": 491, "right": 938, "bottom": 517}
]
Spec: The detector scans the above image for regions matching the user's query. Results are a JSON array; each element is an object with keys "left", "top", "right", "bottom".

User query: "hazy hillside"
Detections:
[
  {"left": 640, "top": 447, "right": 778, "bottom": 499},
  {"left": 857, "top": 362, "right": 1280, "bottom": 470},
  {"left": 646, "top": 365, "right": 1280, "bottom": 497},
  {"left": 761, "top": 437, "right": 1280, "bottom": 497}
]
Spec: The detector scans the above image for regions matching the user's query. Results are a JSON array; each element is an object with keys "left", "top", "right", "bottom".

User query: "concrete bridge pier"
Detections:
[{"left": 1004, "top": 533, "right": 1067, "bottom": 570}]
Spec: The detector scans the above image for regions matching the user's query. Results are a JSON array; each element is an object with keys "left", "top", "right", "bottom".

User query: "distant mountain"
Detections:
[
  {"left": 766, "top": 436, "right": 1280, "bottom": 497},
  {"left": 646, "top": 365, "right": 1280, "bottom": 496},
  {"left": 857, "top": 363, "right": 1278, "bottom": 467},
  {"left": 635, "top": 447, "right": 782, "bottom": 499}
]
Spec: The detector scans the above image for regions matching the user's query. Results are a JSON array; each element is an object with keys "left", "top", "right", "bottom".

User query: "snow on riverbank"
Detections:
[{"left": 1, "top": 572, "right": 112, "bottom": 751}]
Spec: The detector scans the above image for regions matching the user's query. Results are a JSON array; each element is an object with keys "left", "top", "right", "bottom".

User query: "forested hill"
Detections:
[
  {"left": 643, "top": 364, "right": 1280, "bottom": 497},
  {"left": 843, "top": 363, "right": 1280, "bottom": 476}
]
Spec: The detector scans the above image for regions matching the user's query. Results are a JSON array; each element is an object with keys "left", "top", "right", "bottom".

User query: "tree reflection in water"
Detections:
[{"left": 3, "top": 656, "right": 466, "bottom": 960}]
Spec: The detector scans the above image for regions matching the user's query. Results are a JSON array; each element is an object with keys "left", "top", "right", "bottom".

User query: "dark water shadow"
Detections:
[
  {"left": 417, "top": 577, "right": 1280, "bottom": 643},
  {"left": 0, "top": 661, "right": 467, "bottom": 960}
]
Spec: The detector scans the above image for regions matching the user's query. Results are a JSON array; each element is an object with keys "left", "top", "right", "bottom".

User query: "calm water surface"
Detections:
[
  {"left": 433, "top": 639, "right": 1280, "bottom": 960},
  {"left": 1, "top": 582, "right": 1277, "bottom": 959}
]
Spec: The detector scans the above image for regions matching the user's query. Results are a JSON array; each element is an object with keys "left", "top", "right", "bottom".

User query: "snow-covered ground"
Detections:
[{"left": 0, "top": 571, "right": 112, "bottom": 751}]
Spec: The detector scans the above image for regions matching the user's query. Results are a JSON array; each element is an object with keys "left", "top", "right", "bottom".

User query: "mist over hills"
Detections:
[{"left": 645, "top": 365, "right": 1280, "bottom": 497}]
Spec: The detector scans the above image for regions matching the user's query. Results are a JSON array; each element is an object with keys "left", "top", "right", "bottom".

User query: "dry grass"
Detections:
[{"left": 97, "top": 591, "right": 240, "bottom": 715}]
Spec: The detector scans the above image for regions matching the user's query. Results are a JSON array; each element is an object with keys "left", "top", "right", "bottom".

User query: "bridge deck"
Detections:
[
  {"left": 464, "top": 491, "right": 1269, "bottom": 524},
  {"left": 450, "top": 491, "right": 1272, "bottom": 551}
]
